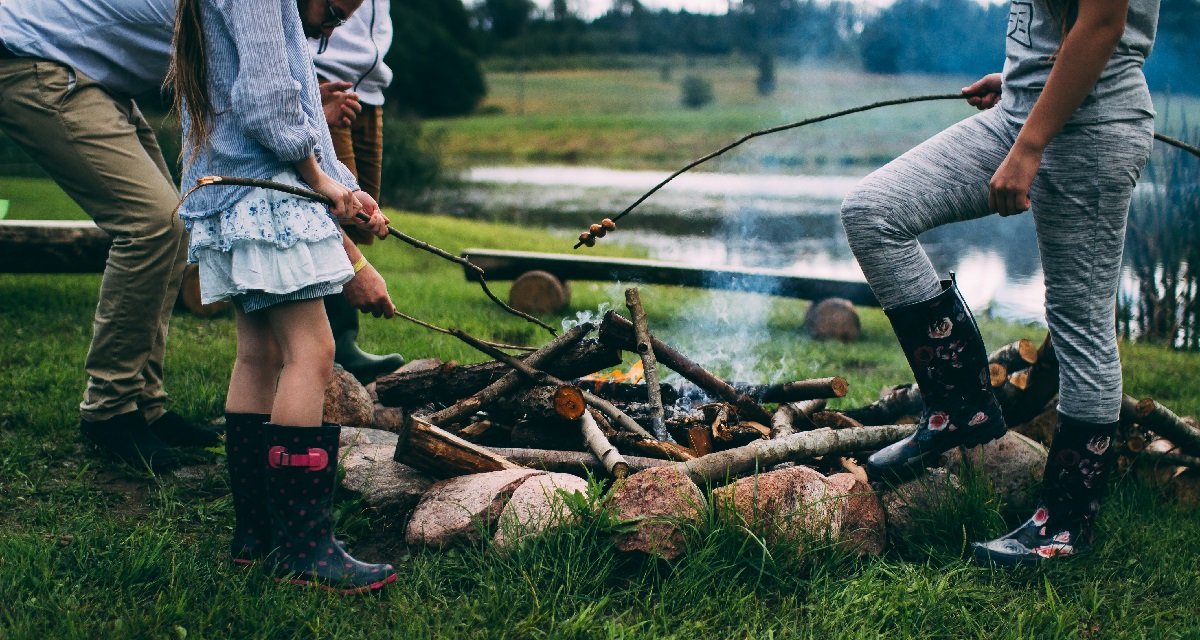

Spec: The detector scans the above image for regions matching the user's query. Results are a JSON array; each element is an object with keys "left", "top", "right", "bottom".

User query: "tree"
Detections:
[{"left": 385, "top": 0, "right": 487, "bottom": 117}]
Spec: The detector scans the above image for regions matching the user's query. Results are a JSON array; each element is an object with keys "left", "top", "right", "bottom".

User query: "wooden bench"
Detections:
[{"left": 460, "top": 248, "right": 879, "bottom": 314}]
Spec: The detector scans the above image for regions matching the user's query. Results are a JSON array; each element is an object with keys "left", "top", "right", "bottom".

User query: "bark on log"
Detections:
[
  {"left": 428, "top": 323, "right": 592, "bottom": 426},
  {"left": 1133, "top": 448, "right": 1200, "bottom": 470},
  {"left": 988, "top": 339, "right": 1038, "bottom": 371},
  {"left": 625, "top": 287, "right": 668, "bottom": 440},
  {"left": 609, "top": 433, "right": 697, "bottom": 461},
  {"left": 599, "top": 311, "right": 772, "bottom": 423},
  {"left": 392, "top": 415, "right": 524, "bottom": 477},
  {"left": 997, "top": 333, "right": 1059, "bottom": 427},
  {"left": 770, "top": 399, "right": 825, "bottom": 438},
  {"left": 581, "top": 410, "right": 629, "bottom": 479},
  {"left": 495, "top": 384, "right": 587, "bottom": 423},
  {"left": 736, "top": 377, "right": 849, "bottom": 403},
  {"left": 811, "top": 411, "right": 865, "bottom": 431},
  {"left": 179, "top": 263, "right": 232, "bottom": 317},
  {"left": 671, "top": 425, "right": 918, "bottom": 485},
  {"left": 573, "top": 379, "right": 679, "bottom": 404},
  {"left": 0, "top": 220, "right": 110, "bottom": 273},
  {"left": 688, "top": 425, "right": 714, "bottom": 456},
  {"left": 376, "top": 338, "right": 620, "bottom": 408},
  {"left": 1135, "top": 398, "right": 1200, "bottom": 455},
  {"left": 842, "top": 384, "right": 924, "bottom": 426},
  {"left": 486, "top": 447, "right": 669, "bottom": 477}
]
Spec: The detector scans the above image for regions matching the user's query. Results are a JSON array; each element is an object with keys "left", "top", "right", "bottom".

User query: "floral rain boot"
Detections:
[
  {"left": 866, "top": 279, "right": 1007, "bottom": 483},
  {"left": 972, "top": 415, "right": 1118, "bottom": 566},
  {"left": 263, "top": 423, "right": 396, "bottom": 594},
  {"left": 225, "top": 412, "right": 272, "bottom": 565}
]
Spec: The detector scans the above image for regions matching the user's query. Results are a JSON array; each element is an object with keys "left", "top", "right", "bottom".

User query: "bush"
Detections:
[{"left": 680, "top": 74, "right": 713, "bottom": 110}]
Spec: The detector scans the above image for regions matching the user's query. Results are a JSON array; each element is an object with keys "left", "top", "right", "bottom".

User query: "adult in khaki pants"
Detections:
[{"left": 0, "top": 0, "right": 216, "bottom": 471}]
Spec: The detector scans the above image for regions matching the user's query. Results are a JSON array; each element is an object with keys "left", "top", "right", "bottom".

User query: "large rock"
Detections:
[
  {"left": 605, "top": 466, "right": 705, "bottom": 560},
  {"left": 372, "top": 404, "right": 406, "bottom": 433},
  {"left": 339, "top": 442, "right": 434, "bottom": 521},
  {"left": 493, "top": 473, "right": 590, "bottom": 548},
  {"left": 712, "top": 466, "right": 884, "bottom": 556},
  {"left": 942, "top": 430, "right": 1046, "bottom": 509},
  {"left": 324, "top": 366, "right": 374, "bottom": 428},
  {"left": 406, "top": 469, "right": 545, "bottom": 549},
  {"left": 879, "top": 468, "right": 961, "bottom": 540}
]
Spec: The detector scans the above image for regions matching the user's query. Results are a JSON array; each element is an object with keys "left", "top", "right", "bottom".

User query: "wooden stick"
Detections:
[
  {"left": 737, "top": 377, "right": 849, "bottom": 403},
  {"left": 428, "top": 323, "right": 592, "bottom": 426},
  {"left": 609, "top": 433, "right": 697, "bottom": 461},
  {"left": 1135, "top": 398, "right": 1200, "bottom": 455},
  {"left": 580, "top": 410, "right": 630, "bottom": 479},
  {"left": 1129, "top": 447, "right": 1200, "bottom": 469},
  {"left": 486, "top": 446, "right": 669, "bottom": 476},
  {"left": 392, "top": 415, "right": 524, "bottom": 477},
  {"left": 449, "top": 326, "right": 657, "bottom": 440},
  {"left": 598, "top": 311, "right": 772, "bottom": 423},
  {"left": 770, "top": 398, "right": 825, "bottom": 438},
  {"left": 497, "top": 384, "right": 588, "bottom": 422},
  {"left": 625, "top": 287, "right": 668, "bottom": 441},
  {"left": 671, "top": 425, "right": 918, "bottom": 484}
]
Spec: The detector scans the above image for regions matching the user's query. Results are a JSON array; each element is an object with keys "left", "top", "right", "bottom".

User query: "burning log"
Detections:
[
  {"left": 841, "top": 384, "right": 924, "bottom": 426},
  {"left": 598, "top": 311, "right": 772, "bottom": 424},
  {"left": 988, "top": 339, "right": 1038, "bottom": 371},
  {"left": 1135, "top": 398, "right": 1200, "bottom": 456},
  {"left": 486, "top": 447, "right": 669, "bottom": 477},
  {"left": 770, "top": 399, "right": 825, "bottom": 438},
  {"left": 495, "top": 384, "right": 587, "bottom": 423},
  {"left": 731, "top": 377, "right": 849, "bottom": 404},
  {"left": 427, "top": 323, "right": 593, "bottom": 426},
  {"left": 375, "top": 339, "right": 621, "bottom": 408},
  {"left": 671, "top": 424, "right": 917, "bottom": 485},
  {"left": 625, "top": 287, "right": 668, "bottom": 441},
  {"left": 392, "top": 415, "right": 524, "bottom": 478},
  {"left": 580, "top": 410, "right": 630, "bottom": 479},
  {"left": 573, "top": 379, "right": 679, "bottom": 404}
]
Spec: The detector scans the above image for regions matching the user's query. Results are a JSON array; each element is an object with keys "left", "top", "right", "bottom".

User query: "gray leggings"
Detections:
[{"left": 840, "top": 106, "right": 1153, "bottom": 422}]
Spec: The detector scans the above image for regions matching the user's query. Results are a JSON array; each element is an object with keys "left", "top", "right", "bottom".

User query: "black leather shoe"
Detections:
[
  {"left": 81, "top": 411, "right": 180, "bottom": 472},
  {"left": 148, "top": 410, "right": 224, "bottom": 448}
]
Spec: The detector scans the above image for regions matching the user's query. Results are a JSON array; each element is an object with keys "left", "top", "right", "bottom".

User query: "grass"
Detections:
[
  {"left": 429, "top": 61, "right": 1200, "bottom": 175},
  {"left": 2, "top": 178, "right": 1200, "bottom": 638}
]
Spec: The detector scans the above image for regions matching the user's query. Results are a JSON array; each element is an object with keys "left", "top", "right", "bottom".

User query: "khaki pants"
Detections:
[
  {"left": 328, "top": 104, "right": 383, "bottom": 245},
  {"left": 0, "top": 58, "right": 187, "bottom": 422}
]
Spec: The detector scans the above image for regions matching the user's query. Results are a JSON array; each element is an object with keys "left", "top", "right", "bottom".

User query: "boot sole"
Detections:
[
  {"left": 868, "top": 421, "right": 1008, "bottom": 485},
  {"left": 277, "top": 571, "right": 398, "bottom": 595}
]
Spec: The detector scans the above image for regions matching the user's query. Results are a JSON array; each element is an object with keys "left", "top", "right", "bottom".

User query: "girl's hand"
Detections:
[
  {"left": 989, "top": 141, "right": 1042, "bottom": 216},
  {"left": 962, "top": 73, "right": 1003, "bottom": 110},
  {"left": 351, "top": 190, "right": 390, "bottom": 239},
  {"left": 313, "top": 174, "right": 361, "bottom": 222}
]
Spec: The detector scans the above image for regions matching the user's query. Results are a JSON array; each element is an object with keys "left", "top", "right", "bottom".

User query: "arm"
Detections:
[{"left": 989, "top": 0, "right": 1130, "bottom": 216}]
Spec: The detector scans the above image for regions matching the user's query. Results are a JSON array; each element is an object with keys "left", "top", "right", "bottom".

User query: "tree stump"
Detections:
[
  {"left": 508, "top": 270, "right": 570, "bottom": 315},
  {"left": 803, "top": 297, "right": 861, "bottom": 342}
]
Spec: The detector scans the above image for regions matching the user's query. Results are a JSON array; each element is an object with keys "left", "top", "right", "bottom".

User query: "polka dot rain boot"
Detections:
[
  {"left": 225, "top": 412, "right": 272, "bottom": 566},
  {"left": 866, "top": 278, "right": 1008, "bottom": 484}
]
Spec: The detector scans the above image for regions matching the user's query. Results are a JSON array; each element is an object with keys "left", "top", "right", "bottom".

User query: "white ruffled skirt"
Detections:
[{"left": 185, "top": 171, "right": 353, "bottom": 305}]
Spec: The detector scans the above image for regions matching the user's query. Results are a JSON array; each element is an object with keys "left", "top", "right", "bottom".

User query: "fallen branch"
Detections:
[
  {"left": 485, "top": 447, "right": 669, "bottom": 476},
  {"left": 1135, "top": 398, "right": 1200, "bottom": 456},
  {"left": 770, "top": 398, "right": 825, "bottom": 438},
  {"left": 625, "top": 287, "right": 668, "bottom": 441},
  {"left": 581, "top": 409, "right": 630, "bottom": 479}
]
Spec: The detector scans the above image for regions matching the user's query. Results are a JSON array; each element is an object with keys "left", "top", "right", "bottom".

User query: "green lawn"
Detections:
[{"left": 2, "top": 177, "right": 1199, "bottom": 638}]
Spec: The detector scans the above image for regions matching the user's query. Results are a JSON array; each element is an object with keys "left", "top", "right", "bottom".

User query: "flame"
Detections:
[{"left": 582, "top": 361, "right": 644, "bottom": 384}]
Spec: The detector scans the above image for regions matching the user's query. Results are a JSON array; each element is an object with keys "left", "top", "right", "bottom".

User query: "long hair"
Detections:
[
  {"left": 1047, "top": 0, "right": 1079, "bottom": 60},
  {"left": 165, "top": 0, "right": 213, "bottom": 165}
]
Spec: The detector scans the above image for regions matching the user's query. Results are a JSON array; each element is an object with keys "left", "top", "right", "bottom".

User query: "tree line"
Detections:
[{"left": 386, "top": 0, "right": 1200, "bottom": 117}]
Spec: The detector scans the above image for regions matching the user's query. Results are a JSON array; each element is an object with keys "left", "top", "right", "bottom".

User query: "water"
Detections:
[{"left": 427, "top": 164, "right": 1121, "bottom": 326}]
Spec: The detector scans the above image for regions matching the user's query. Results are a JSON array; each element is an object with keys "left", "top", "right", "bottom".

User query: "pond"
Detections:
[{"left": 425, "top": 165, "right": 1148, "bottom": 327}]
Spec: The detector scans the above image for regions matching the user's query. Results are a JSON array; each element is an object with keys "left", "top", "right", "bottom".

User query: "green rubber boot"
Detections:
[{"left": 325, "top": 293, "right": 404, "bottom": 383}]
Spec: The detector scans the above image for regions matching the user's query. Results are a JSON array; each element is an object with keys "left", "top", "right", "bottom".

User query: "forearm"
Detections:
[
  {"left": 294, "top": 154, "right": 323, "bottom": 188},
  {"left": 1017, "top": 1, "right": 1128, "bottom": 151}
]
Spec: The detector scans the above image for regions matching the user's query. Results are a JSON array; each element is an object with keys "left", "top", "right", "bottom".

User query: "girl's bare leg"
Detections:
[
  {"left": 226, "top": 307, "right": 283, "bottom": 415},
  {"left": 264, "top": 299, "right": 335, "bottom": 427}
]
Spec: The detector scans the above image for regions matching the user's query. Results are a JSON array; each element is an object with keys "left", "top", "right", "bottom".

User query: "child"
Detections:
[
  {"left": 840, "top": 0, "right": 1158, "bottom": 565},
  {"left": 169, "top": 0, "right": 397, "bottom": 593}
]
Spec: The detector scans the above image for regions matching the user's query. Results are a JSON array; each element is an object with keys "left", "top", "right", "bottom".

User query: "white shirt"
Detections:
[{"left": 310, "top": 0, "right": 393, "bottom": 106}]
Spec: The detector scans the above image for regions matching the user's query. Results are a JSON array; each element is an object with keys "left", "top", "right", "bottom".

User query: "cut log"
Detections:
[
  {"left": 625, "top": 287, "right": 668, "bottom": 440},
  {"left": 989, "top": 363, "right": 1008, "bottom": 389},
  {"left": 486, "top": 447, "right": 669, "bottom": 476},
  {"left": 581, "top": 410, "right": 629, "bottom": 479},
  {"left": 988, "top": 339, "right": 1038, "bottom": 371},
  {"left": 599, "top": 311, "right": 772, "bottom": 423},
  {"left": 997, "top": 333, "right": 1059, "bottom": 426},
  {"left": 508, "top": 269, "right": 570, "bottom": 315},
  {"left": 770, "top": 398, "right": 825, "bottom": 438},
  {"left": 1135, "top": 398, "right": 1200, "bottom": 455},
  {"left": 672, "top": 424, "right": 917, "bottom": 485},
  {"left": 392, "top": 415, "right": 524, "bottom": 478},
  {"left": 842, "top": 384, "right": 924, "bottom": 426},
  {"left": 734, "top": 377, "right": 849, "bottom": 403},
  {"left": 428, "top": 323, "right": 592, "bottom": 426},
  {"left": 803, "top": 297, "right": 862, "bottom": 342},
  {"left": 1130, "top": 439, "right": 1191, "bottom": 486},
  {"left": 375, "top": 338, "right": 621, "bottom": 408},
  {"left": 496, "top": 384, "right": 587, "bottom": 423}
]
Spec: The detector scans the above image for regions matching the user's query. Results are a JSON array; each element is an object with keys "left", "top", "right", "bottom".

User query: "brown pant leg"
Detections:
[
  {"left": 327, "top": 116, "right": 375, "bottom": 244},
  {"left": 350, "top": 104, "right": 383, "bottom": 202},
  {"left": 0, "top": 59, "right": 185, "bottom": 421}
]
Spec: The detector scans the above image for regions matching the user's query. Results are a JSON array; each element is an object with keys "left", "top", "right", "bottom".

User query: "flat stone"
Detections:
[
  {"left": 605, "top": 466, "right": 705, "bottom": 560},
  {"left": 942, "top": 430, "right": 1046, "bottom": 510},
  {"left": 339, "top": 426, "right": 400, "bottom": 448},
  {"left": 324, "top": 366, "right": 374, "bottom": 428},
  {"left": 339, "top": 443, "right": 434, "bottom": 521},
  {"left": 494, "top": 472, "right": 590, "bottom": 547},
  {"left": 405, "top": 469, "right": 545, "bottom": 549}
]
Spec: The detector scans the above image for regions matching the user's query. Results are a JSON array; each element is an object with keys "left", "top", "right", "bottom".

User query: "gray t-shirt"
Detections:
[{"left": 1001, "top": 0, "right": 1158, "bottom": 124}]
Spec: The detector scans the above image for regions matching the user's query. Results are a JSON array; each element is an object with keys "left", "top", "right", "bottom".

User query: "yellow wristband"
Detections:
[{"left": 352, "top": 256, "right": 369, "bottom": 274}]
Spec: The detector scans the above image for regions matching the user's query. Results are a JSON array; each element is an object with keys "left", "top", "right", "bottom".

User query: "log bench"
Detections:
[
  {"left": 0, "top": 219, "right": 227, "bottom": 316},
  {"left": 461, "top": 248, "right": 879, "bottom": 315}
]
